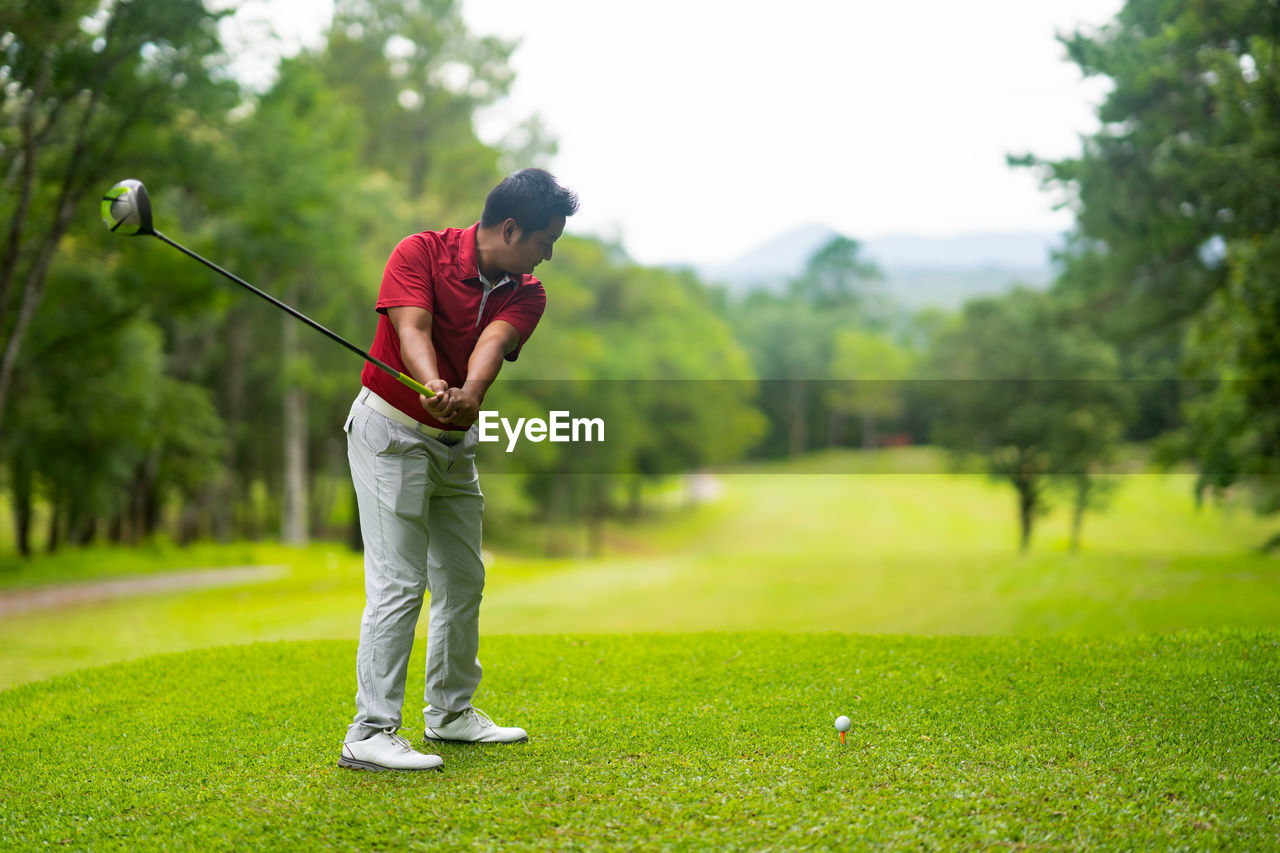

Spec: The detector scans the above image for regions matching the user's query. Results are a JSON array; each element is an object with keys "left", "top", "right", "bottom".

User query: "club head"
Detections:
[{"left": 101, "top": 179, "right": 154, "bottom": 236}]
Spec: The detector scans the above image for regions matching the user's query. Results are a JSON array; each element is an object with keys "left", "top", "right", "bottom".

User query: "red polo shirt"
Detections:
[{"left": 361, "top": 223, "right": 547, "bottom": 429}]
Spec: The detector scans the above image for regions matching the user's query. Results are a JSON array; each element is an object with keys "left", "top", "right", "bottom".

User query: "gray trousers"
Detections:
[{"left": 343, "top": 391, "right": 485, "bottom": 742}]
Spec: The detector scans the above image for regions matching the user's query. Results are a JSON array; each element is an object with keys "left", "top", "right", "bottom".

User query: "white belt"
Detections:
[{"left": 357, "top": 387, "right": 464, "bottom": 445}]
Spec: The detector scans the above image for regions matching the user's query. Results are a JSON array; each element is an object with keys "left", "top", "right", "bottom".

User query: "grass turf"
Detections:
[
  {"left": 1, "top": 631, "right": 1276, "bottom": 850},
  {"left": 0, "top": 540, "right": 290, "bottom": 590},
  {"left": 2, "top": 460, "right": 1279, "bottom": 689}
]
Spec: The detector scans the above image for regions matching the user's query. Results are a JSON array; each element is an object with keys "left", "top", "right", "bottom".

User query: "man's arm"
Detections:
[
  {"left": 385, "top": 306, "right": 451, "bottom": 417},
  {"left": 443, "top": 321, "right": 520, "bottom": 426}
]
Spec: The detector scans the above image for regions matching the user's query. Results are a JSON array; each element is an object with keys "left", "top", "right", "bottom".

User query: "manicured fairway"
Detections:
[
  {"left": 1, "top": 456, "right": 1278, "bottom": 688},
  {"left": 1, "top": 632, "right": 1276, "bottom": 850}
]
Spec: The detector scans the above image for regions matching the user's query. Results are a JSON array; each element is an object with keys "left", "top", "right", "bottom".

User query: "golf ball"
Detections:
[{"left": 834, "top": 715, "right": 852, "bottom": 732}]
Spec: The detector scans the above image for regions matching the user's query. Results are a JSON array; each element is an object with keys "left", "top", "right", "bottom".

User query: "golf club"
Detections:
[{"left": 100, "top": 178, "right": 435, "bottom": 398}]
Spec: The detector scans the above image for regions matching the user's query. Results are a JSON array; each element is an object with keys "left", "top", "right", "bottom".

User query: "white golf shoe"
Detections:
[
  {"left": 424, "top": 708, "right": 529, "bottom": 744},
  {"left": 338, "top": 731, "right": 444, "bottom": 772}
]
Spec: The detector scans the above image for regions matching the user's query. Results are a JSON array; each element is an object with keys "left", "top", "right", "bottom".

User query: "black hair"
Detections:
[{"left": 480, "top": 168, "right": 580, "bottom": 232}]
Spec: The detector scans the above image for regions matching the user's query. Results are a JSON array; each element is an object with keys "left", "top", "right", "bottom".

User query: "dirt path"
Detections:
[{"left": 0, "top": 565, "right": 290, "bottom": 617}]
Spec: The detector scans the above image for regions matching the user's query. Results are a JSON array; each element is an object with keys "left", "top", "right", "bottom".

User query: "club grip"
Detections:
[{"left": 394, "top": 372, "right": 436, "bottom": 398}]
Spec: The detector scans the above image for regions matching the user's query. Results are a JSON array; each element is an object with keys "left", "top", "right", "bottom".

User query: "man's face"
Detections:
[{"left": 504, "top": 215, "right": 566, "bottom": 275}]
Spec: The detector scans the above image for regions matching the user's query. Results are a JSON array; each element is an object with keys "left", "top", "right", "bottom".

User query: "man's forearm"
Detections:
[
  {"left": 460, "top": 337, "right": 509, "bottom": 403},
  {"left": 399, "top": 327, "right": 441, "bottom": 386}
]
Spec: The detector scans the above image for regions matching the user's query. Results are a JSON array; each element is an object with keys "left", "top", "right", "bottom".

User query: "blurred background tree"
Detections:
[
  {"left": 826, "top": 330, "right": 915, "bottom": 450},
  {"left": 1015, "top": 0, "right": 1280, "bottom": 549},
  {"left": 1, "top": 0, "right": 236, "bottom": 554},
  {"left": 732, "top": 236, "right": 889, "bottom": 455},
  {"left": 0, "top": 0, "right": 235, "bottom": 434},
  {"left": 925, "top": 289, "right": 1130, "bottom": 552}
]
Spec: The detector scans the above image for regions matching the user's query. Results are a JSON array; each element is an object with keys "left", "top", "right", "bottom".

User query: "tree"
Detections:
[
  {"left": 734, "top": 235, "right": 888, "bottom": 455},
  {"left": 790, "top": 235, "right": 887, "bottom": 321},
  {"left": 1054, "top": 470, "right": 1120, "bottom": 555},
  {"left": 735, "top": 291, "right": 835, "bottom": 455},
  {"left": 926, "top": 289, "right": 1130, "bottom": 553},
  {"left": 210, "top": 57, "right": 368, "bottom": 545},
  {"left": 312, "top": 0, "right": 548, "bottom": 209},
  {"left": 1, "top": 252, "right": 226, "bottom": 553},
  {"left": 827, "top": 330, "right": 915, "bottom": 449},
  {"left": 1162, "top": 237, "right": 1280, "bottom": 547},
  {"left": 0, "top": 0, "right": 234, "bottom": 437},
  {"left": 1015, "top": 0, "right": 1280, "bottom": 545},
  {"left": 1, "top": 0, "right": 239, "bottom": 554}
]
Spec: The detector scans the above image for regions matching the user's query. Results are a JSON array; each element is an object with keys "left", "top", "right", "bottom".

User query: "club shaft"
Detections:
[{"left": 152, "top": 230, "right": 434, "bottom": 398}]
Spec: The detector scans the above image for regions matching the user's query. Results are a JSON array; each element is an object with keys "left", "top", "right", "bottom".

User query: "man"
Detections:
[{"left": 338, "top": 169, "right": 579, "bottom": 772}]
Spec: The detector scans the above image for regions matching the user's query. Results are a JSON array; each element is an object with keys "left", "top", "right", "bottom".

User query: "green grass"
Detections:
[
  {"left": 2, "top": 450, "right": 1277, "bottom": 848},
  {"left": 2, "top": 451, "right": 1278, "bottom": 688},
  {"left": 0, "top": 539, "right": 291, "bottom": 590},
  {"left": 0, "top": 543, "right": 358, "bottom": 687},
  {"left": 1, "top": 632, "right": 1276, "bottom": 850}
]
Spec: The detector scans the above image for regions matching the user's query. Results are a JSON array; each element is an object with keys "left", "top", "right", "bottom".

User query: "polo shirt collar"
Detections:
[{"left": 459, "top": 222, "right": 519, "bottom": 287}]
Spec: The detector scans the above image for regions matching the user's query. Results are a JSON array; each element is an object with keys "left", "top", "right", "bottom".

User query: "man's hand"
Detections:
[
  {"left": 414, "top": 319, "right": 516, "bottom": 428},
  {"left": 419, "top": 379, "right": 450, "bottom": 418},
  {"left": 423, "top": 385, "right": 482, "bottom": 427}
]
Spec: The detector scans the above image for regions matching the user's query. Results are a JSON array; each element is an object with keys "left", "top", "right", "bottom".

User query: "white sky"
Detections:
[{"left": 222, "top": 0, "right": 1124, "bottom": 266}]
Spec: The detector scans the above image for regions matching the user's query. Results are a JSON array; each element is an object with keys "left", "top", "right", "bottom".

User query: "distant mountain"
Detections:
[
  {"left": 698, "top": 224, "right": 840, "bottom": 288},
  {"left": 863, "top": 231, "right": 1064, "bottom": 270},
  {"left": 693, "top": 225, "right": 1064, "bottom": 310}
]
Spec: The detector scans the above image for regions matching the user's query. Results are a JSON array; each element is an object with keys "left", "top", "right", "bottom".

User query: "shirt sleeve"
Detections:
[
  {"left": 492, "top": 280, "right": 547, "bottom": 362},
  {"left": 376, "top": 234, "right": 436, "bottom": 313}
]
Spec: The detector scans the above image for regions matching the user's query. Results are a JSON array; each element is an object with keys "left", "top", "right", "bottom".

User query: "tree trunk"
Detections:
[
  {"left": 281, "top": 303, "right": 308, "bottom": 545},
  {"left": 10, "top": 458, "right": 32, "bottom": 557},
  {"left": 0, "top": 222, "right": 61, "bottom": 437},
  {"left": 0, "top": 55, "right": 48, "bottom": 339},
  {"left": 133, "top": 448, "right": 160, "bottom": 541},
  {"left": 282, "top": 386, "right": 309, "bottom": 544},
  {"left": 1070, "top": 476, "right": 1088, "bottom": 555},
  {"left": 1016, "top": 477, "right": 1036, "bottom": 553},
  {"left": 216, "top": 312, "right": 249, "bottom": 540},
  {"left": 74, "top": 516, "right": 96, "bottom": 546},
  {"left": 45, "top": 488, "right": 61, "bottom": 554}
]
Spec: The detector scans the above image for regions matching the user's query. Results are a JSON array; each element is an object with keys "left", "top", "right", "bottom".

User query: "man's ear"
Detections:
[{"left": 501, "top": 218, "right": 522, "bottom": 244}]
